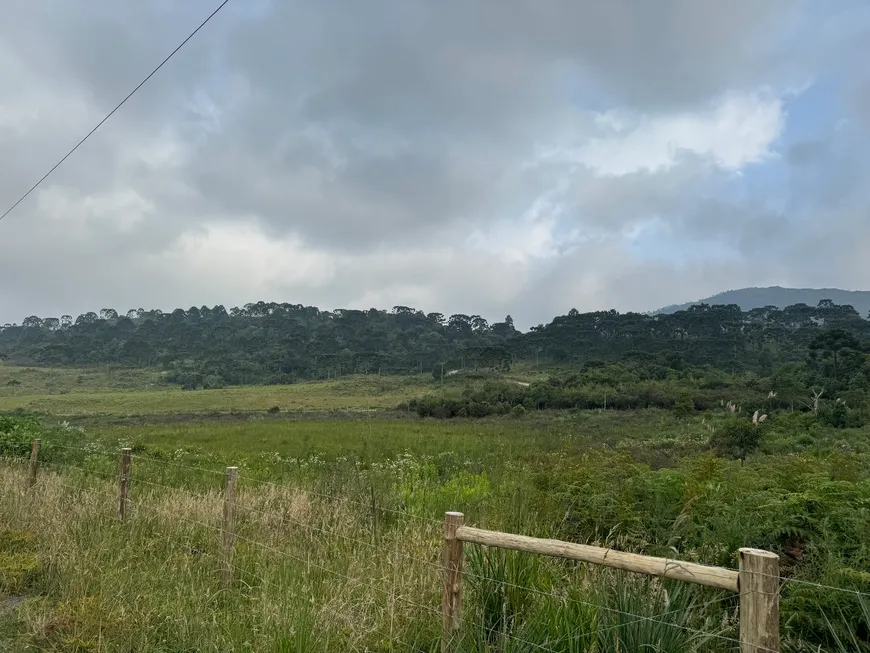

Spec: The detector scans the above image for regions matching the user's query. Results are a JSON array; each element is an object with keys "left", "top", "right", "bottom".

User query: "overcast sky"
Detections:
[{"left": 1, "top": 1, "right": 868, "bottom": 328}]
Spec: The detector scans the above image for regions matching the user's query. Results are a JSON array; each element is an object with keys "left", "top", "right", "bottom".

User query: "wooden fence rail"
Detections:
[{"left": 443, "top": 511, "right": 779, "bottom": 653}]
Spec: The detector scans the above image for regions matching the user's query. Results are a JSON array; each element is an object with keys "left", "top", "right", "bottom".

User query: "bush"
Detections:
[
  {"left": 511, "top": 404, "right": 526, "bottom": 419},
  {"left": 202, "top": 374, "right": 225, "bottom": 390},
  {"left": 818, "top": 401, "right": 865, "bottom": 429},
  {"left": 708, "top": 419, "right": 764, "bottom": 461},
  {"left": 0, "top": 415, "right": 42, "bottom": 458}
]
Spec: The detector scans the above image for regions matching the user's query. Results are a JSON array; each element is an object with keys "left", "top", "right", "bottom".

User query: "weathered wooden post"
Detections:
[
  {"left": 27, "top": 439, "right": 40, "bottom": 488},
  {"left": 222, "top": 466, "right": 239, "bottom": 587},
  {"left": 370, "top": 485, "right": 378, "bottom": 544},
  {"left": 118, "top": 447, "right": 132, "bottom": 521},
  {"left": 739, "top": 547, "right": 780, "bottom": 653},
  {"left": 442, "top": 511, "right": 465, "bottom": 652}
]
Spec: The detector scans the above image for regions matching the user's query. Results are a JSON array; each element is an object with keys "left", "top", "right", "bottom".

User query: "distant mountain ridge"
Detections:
[{"left": 656, "top": 287, "right": 870, "bottom": 317}]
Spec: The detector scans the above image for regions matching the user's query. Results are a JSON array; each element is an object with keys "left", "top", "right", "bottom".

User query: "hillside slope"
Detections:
[{"left": 656, "top": 286, "right": 870, "bottom": 316}]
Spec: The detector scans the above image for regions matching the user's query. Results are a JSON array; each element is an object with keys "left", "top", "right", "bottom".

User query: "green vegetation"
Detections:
[
  {"left": 2, "top": 405, "right": 870, "bottom": 651},
  {"left": 2, "top": 296, "right": 870, "bottom": 650},
  {"left": 0, "top": 364, "right": 164, "bottom": 395},
  {"left": 2, "top": 299, "right": 870, "bottom": 390},
  {"left": 0, "top": 373, "right": 431, "bottom": 416}
]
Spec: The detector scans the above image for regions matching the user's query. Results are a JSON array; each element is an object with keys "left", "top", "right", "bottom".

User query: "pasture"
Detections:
[
  {"left": 0, "top": 367, "right": 432, "bottom": 416},
  {"left": 1, "top": 367, "right": 869, "bottom": 651}
]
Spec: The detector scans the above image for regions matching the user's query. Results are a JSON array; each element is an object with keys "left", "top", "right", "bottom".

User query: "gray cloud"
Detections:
[{"left": 0, "top": 1, "right": 869, "bottom": 327}]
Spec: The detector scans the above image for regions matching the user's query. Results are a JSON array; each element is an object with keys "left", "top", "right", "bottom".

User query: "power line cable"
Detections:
[{"left": 0, "top": 0, "right": 232, "bottom": 224}]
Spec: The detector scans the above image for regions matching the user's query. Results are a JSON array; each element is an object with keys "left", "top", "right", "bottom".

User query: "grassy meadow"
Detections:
[
  {"left": 0, "top": 366, "right": 433, "bottom": 416},
  {"left": 1, "top": 366, "right": 870, "bottom": 651},
  {"left": 0, "top": 364, "right": 164, "bottom": 395}
]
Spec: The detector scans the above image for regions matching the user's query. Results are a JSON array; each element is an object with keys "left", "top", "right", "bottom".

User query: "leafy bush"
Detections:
[
  {"left": 708, "top": 419, "right": 764, "bottom": 461},
  {"left": 0, "top": 415, "right": 42, "bottom": 458},
  {"left": 818, "top": 400, "right": 865, "bottom": 428}
]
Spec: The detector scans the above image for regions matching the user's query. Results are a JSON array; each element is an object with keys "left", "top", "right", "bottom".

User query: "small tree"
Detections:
[
  {"left": 709, "top": 414, "right": 766, "bottom": 461},
  {"left": 674, "top": 391, "right": 695, "bottom": 419}
]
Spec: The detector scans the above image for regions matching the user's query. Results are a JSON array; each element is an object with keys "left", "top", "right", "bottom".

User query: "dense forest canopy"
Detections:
[{"left": 1, "top": 299, "right": 869, "bottom": 391}]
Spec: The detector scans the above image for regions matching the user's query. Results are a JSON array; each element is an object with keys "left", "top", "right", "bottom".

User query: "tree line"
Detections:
[{"left": 1, "top": 299, "right": 869, "bottom": 391}]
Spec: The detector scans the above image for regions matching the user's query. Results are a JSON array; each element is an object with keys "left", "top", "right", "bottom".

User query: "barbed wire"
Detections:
[
  {"left": 37, "top": 457, "right": 445, "bottom": 577},
  {"left": 447, "top": 588, "right": 739, "bottom": 653},
  {"left": 45, "top": 462, "right": 742, "bottom": 619},
  {"left": 121, "top": 496, "right": 444, "bottom": 620},
  {"left": 18, "top": 453, "right": 870, "bottom": 610},
  {"left": 2, "top": 454, "right": 866, "bottom": 652},
  {"left": 20, "top": 461, "right": 742, "bottom": 623},
  {"left": 16, "top": 452, "right": 870, "bottom": 604},
  {"left": 38, "top": 439, "right": 445, "bottom": 528},
  {"left": 8, "top": 476, "right": 430, "bottom": 651},
  {"left": 39, "top": 460, "right": 738, "bottom": 624},
  {"left": 88, "top": 448, "right": 870, "bottom": 599}
]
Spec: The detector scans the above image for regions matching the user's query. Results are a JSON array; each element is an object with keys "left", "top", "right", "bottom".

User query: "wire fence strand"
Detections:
[
  {"left": 15, "top": 450, "right": 870, "bottom": 605},
  {"left": 0, "top": 452, "right": 859, "bottom": 652}
]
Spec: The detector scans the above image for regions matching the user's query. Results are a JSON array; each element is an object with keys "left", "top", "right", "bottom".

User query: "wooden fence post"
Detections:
[
  {"left": 370, "top": 486, "right": 378, "bottom": 545},
  {"left": 442, "top": 511, "right": 465, "bottom": 653},
  {"left": 222, "top": 466, "right": 239, "bottom": 587},
  {"left": 739, "top": 548, "right": 780, "bottom": 653},
  {"left": 27, "top": 439, "right": 40, "bottom": 488},
  {"left": 118, "top": 447, "right": 132, "bottom": 521}
]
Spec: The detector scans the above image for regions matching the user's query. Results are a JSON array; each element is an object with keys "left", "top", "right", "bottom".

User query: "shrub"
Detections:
[
  {"left": 674, "top": 391, "right": 695, "bottom": 418},
  {"left": 0, "top": 415, "right": 42, "bottom": 458},
  {"left": 202, "top": 374, "right": 225, "bottom": 390},
  {"left": 708, "top": 419, "right": 764, "bottom": 461},
  {"left": 818, "top": 401, "right": 865, "bottom": 429}
]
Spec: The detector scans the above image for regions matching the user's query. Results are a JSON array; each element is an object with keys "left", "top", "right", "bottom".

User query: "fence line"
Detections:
[
  {"left": 31, "top": 443, "right": 870, "bottom": 601},
  {"left": 444, "top": 512, "right": 779, "bottom": 653},
  {"left": 20, "top": 461, "right": 750, "bottom": 637},
  {"left": 9, "top": 470, "right": 429, "bottom": 652},
  {"left": 36, "top": 458, "right": 450, "bottom": 581},
  {"left": 14, "top": 465, "right": 445, "bottom": 621},
  {"left": 14, "top": 463, "right": 726, "bottom": 653},
  {"left": 26, "top": 457, "right": 752, "bottom": 614},
  {"left": 12, "top": 440, "right": 870, "bottom": 652},
  {"left": 35, "top": 439, "right": 444, "bottom": 527}
]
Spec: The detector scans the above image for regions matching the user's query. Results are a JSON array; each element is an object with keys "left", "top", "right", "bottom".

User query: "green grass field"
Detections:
[
  {"left": 0, "top": 366, "right": 433, "bottom": 416},
  {"left": 2, "top": 367, "right": 870, "bottom": 651},
  {"left": 0, "top": 364, "right": 164, "bottom": 395}
]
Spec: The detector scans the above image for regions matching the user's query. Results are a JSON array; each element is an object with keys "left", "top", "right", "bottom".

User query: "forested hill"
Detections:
[
  {"left": 1, "top": 300, "right": 869, "bottom": 388},
  {"left": 657, "top": 286, "right": 870, "bottom": 316}
]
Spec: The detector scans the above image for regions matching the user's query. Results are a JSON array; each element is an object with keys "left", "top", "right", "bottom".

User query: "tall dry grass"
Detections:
[
  {"left": 0, "top": 459, "right": 742, "bottom": 652},
  {"left": 0, "top": 461, "right": 443, "bottom": 651}
]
